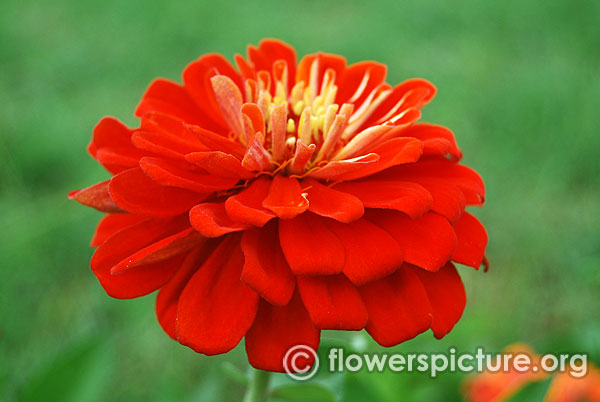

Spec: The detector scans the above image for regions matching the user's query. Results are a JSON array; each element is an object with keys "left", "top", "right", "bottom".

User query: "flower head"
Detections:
[{"left": 70, "top": 39, "right": 488, "bottom": 372}]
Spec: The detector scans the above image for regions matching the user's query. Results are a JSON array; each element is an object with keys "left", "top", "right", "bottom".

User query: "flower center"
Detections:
[{"left": 210, "top": 57, "right": 401, "bottom": 176}]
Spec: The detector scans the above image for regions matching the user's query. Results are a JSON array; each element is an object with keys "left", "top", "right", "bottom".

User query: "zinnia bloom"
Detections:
[
  {"left": 70, "top": 39, "right": 488, "bottom": 372},
  {"left": 463, "top": 343, "right": 600, "bottom": 402}
]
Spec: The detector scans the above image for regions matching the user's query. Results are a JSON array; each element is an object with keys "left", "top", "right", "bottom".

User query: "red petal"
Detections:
[
  {"left": 452, "top": 212, "right": 488, "bottom": 268},
  {"left": 410, "top": 262, "right": 466, "bottom": 338},
  {"left": 262, "top": 175, "right": 309, "bottom": 219},
  {"left": 241, "top": 132, "right": 272, "bottom": 172},
  {"left": 327, "top": 219, "right": 404, "bottom": 285},
  {"left": 333, "top": 180, "right": 433, "bottom": 218},
  {"left": 183, "top": 54, "right": 243, "bottom": 130},
  {"left": 189, "top": 202, "right": 250, "bottom": 237},
  {"left": 88, "top": 117, "right": 143, "bottom": 174},
  {"left": 368, "top": 210, "right": 457, "bottom": 271},
  {"left": 109, "top": 168, "right": 206, "bottom": 217},
  {"left": 89, "top": 117, "right": 133, "bottom": 154},
  {"left": 307, "top": 153, "right": 380, "bottom": 180},
  {"left": 328, "top": 137, "right": 423, "bottom": 181},
  {"left": 186, "top": 125, "right": 247, "bottom": 159},
  {"left": 248, "top": 39, "right": 297, "bottom": 93},
  {"left": 401, "top": 123, "right": 461, "bottom": 160},
  {"left": 296, "top": 53, "right": 346, "bottom": 92},
  {"left": 94, "top": 148, "right": 145, "bottom": 173},
  {"left": 240, "top": 222, "right": 295, "bottom": 306},
  {"left": 289, "top": 139, "right": 316, "bottom": 174},
  {"left": 69, "top": 180, "right": 123, "bottom": 213},
  {"left": 91, "top": 213, "right": 148, "bottom": 247},
  {"left": 139, "top": 157, "right": 236, "bottom": 193},
  {"left": 224, "top": 177, "right": 275, "bottom": 227},
  {"left": 176, "top": 236, "right": 258, "bottom": 355},
  {"left": 210, "top": 75, "right": 246, "bottom": 139},
  {"left": 91, "top": 216, "right": 190, "bottom": 298},
  {"left": 185, "top": 151, "right": 254, "bottom": 179},
  {"left": 245, "top": 292, "right": 320, "bottom": 372},
  {"left": 156, "top": 241, "right": 218, "bottom": 340},
  {"left": 337, "top": 61, "right": 387, "bottom": 105},
  {"left": 135, "top": 78, "right": 217, "bottom": 129},
  {"left": 110, "top": 228, "right": 204, "bottom": 274},
  {"left": 297, "top": 274, "right": 368, "bottom": 330},
  {"left": 362, "top": 79, "right": 437, "bottom": 128},
  {"left": 379, "top": 160, "right": 485, "bottom": 206},
  {"left": 359, "top": 266, "right": 432, "bottom": 346},
  {"left": 415, "top": 180, "right": 466, "bottom": 223},
  {"left": 132, "top": 113, "right": 208, "bottom": 160},
  {"left": 241, "top": 103, "right": 266, "bottom": 140},
  {"left": 304, "top": 178, "right": 364, "bottom": 223},
  {"left": 279, "top": 213, "right": 345, "bottom": 275}
]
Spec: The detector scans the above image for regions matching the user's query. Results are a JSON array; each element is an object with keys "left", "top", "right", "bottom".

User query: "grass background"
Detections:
[{"left": 1, "top": 0, "right": 598, "bottom": 400}]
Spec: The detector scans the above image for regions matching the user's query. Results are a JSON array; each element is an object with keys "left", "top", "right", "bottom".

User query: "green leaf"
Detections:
[{"left": 270, "top": 383, "right": 335, "bottom": 402}]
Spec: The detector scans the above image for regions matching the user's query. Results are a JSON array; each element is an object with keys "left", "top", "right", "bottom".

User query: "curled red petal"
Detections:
[
  {"left": 279, "top": 213, "right": 345, "bottom": 275},
  {"left": 110, "top": 228, "right": 204, "bottom": 274},
  {"left": 262, "top": 175, "right": 309, "bottom": 219},
  {"left": 186, "top": 125, "right": 247, "bottom": 159},
  {"left": 109, "top": 168, "right": 206, "bottom": 217},
  {"left": 91, "top": 216, "right": 190, "bottom": 298},
  {"left": 177, "top": 236, "right": 259, "bottom": 355},
  {"left": 297, "top": 274, "right": 368, "bottom": 330},
  {"left": 304, "top": 178, "right": 364, "bottom": 223},
  {"left": 210, "top": 75, "right": 246, "bottom": 139},
  {"left": 242, "top": 132, "right": 272, "bottom": 172},
  {"left": 245, "top": 291, "right": 320, "bottom": 373},
  {"left": 307, "top": 153, "right": 380, "bottom": 180},
  {"left": 452, "top": 212, "right": 488, "bottom": 268},
  {"left": 360, "top": 265, "right": 432, "bottom": 347},
  {"left": 189, "top": 203, "right": 250, "bottom": 238},
  {"left": 69, "top": 180, "right": 124, "bottom": 213},
  {"left": 410, "top": 262, "right": 466, "bottom": 339},
  {"left": 328, "top": 137, "right": 423, "bottom": 181},
  {"left": 185, "top": 151, "right": 254, "bottom": 179},
  {"left": 224, "top": 177, "right": 275, "bottom": 227},
  {"left": 240, "top": 222, "right": 295, "bottom": 306}
]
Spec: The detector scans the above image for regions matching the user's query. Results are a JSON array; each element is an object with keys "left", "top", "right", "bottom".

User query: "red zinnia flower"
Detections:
[{"left": 70, "top": 39, "right": 488, "bottom": 372}]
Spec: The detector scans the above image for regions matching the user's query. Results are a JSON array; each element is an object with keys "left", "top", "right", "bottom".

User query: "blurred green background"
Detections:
[{"left": 1, "top": 0, "right": 599, "bottom": 401}]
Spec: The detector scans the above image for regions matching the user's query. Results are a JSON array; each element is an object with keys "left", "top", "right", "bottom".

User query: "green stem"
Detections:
[{"left": 243, "top": 368, "right": 272, "bottom": 402}]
